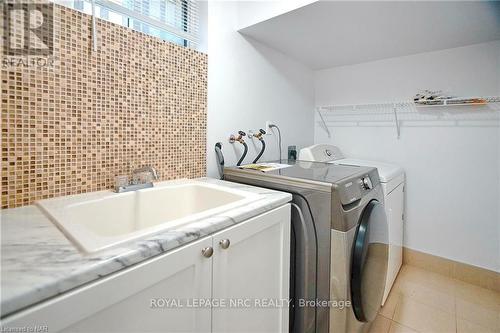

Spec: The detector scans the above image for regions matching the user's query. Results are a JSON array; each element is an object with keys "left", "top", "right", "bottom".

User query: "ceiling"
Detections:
[{"left": 239, "top": 1, "right": 500, "bottom": 70}]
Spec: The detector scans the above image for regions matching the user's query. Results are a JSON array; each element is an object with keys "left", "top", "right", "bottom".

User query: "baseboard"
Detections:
[{"left": 403, "top": 247, "right": 500, "bottom": 292}]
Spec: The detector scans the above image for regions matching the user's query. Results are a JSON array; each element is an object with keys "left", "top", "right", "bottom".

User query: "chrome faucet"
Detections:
[
  {"left": 114, "top": 166, "right": 159, "bottom": 193},
  {"left": 132, "top": 166, "right": 159, "bottom": 181}
]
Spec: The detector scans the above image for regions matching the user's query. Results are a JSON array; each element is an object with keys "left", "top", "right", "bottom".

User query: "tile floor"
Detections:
[{"left": 370, "top": 265, "right": 500, "bottom": 333}]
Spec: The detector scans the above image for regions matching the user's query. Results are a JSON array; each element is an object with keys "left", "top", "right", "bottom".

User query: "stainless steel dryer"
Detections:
[{"left": 224, "top": 160, "right": 388, "bottom": 333}]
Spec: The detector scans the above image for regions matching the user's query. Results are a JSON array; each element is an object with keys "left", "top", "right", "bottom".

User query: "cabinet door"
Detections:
[
  {"left": 212, "top": 204, "right": 291, "bottom": 333},
  {"left": 3, "top": 237, "right": 213, "bottom": 333}
]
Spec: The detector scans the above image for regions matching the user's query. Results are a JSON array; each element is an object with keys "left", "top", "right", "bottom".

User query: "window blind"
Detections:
[
  {"left": 56, "top": 0, "right": 199, "bottom": 47},
  {"left": 96, "top": 0, "right": 199, "bottom": 45}
]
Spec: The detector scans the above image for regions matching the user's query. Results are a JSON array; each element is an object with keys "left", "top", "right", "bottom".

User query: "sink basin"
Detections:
[{"left": 36, "top": 180, "right": 259, "bottom": 253}]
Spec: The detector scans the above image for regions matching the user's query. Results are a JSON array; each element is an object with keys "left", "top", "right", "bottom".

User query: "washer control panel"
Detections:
[
  {"left": 362, "top": 176, "right": 373, "bottom": 190},
  {"left": 336, "top": 170, "right": 379, "bottom": 205}
]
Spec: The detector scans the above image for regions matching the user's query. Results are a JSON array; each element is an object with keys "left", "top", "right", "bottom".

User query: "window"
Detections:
[{"left": 56, "top": 0, "right": 199, "bottom": 48}]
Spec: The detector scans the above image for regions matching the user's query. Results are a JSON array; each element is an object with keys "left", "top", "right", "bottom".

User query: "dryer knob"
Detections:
[{"left": 362, "top": 177, "right": 373, "bottom": 190}]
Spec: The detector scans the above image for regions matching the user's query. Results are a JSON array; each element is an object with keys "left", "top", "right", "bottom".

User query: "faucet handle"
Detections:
[
  {"left": 253, "top": 128, "right": 266, "bottom": 139},
  {"left": 149, "top": 167, "right": 159, "bottom": 181},
  {"left": 115, "top": 175, "right": 130, "bottom": 190}
]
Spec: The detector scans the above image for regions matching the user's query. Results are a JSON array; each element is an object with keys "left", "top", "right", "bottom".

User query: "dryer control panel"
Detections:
[{"left": 299, "top": 144, "right": 344, "bottom": 162}]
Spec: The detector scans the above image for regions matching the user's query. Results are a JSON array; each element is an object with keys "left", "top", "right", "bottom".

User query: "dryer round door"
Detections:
[{"left": 350, "top": 200, "right": 389, "bottom": 322}]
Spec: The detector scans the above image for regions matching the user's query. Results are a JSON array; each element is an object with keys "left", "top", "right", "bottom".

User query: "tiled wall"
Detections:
[{"left": 1, "top": 5, "right": 208, "bottom": 209}]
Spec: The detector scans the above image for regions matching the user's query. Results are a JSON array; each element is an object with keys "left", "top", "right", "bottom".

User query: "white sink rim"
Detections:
[{"left": 36, "top": 179, "right": 260, "bottom": 253}]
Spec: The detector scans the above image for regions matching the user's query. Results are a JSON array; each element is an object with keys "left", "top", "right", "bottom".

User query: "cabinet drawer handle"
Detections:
[
  {"left": 201, "top": 247, "right": 213, "bottom": 258},
  {"left": 219, "top": 239, "right": 230, "bottom": 249}
]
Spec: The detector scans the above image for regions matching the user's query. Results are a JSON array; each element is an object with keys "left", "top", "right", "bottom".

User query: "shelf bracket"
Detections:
[
  {"left": 393, "top": 103, "right": 401, "bottom": 139},
  {"left": 316, "top": 107, "right": 331, "bottom": 138}
]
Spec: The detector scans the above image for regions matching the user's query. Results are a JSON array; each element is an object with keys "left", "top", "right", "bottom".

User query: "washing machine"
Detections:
[
  {"left": 224, "top": 160, "right": 389, "bottom": 333},
  {"left": 299, "top": 144, "right": 404, "bottom": 305}
]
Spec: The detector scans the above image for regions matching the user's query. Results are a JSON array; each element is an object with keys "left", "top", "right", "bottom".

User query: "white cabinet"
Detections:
[
  {"left": 3, "top": 236, "right": 213, "bottom": 333},
  {"left": 382, "top": 183, "right": 404, "bottom": 304},
  {"left": 212, "top": 204, "right": 290, "bottom": 333},
  {"left": 2, "top": 204, "right": 290, "bottom": 333},
  {"left": 65, "top": 236, "right": 213, "bottom": 333}
]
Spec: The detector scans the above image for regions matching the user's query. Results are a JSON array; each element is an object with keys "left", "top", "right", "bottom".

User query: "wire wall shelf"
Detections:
[{"left": 316, "top": 97, "right": 500, "bottom": 139}]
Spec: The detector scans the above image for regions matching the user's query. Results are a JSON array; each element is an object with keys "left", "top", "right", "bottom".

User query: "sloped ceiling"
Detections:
[{"left": 239, "top": 1, "right": 500, "bottom": 70}]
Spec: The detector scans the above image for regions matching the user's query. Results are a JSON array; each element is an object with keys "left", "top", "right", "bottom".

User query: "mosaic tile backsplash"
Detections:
[{"left": 1, "top": 5, "right": 207, "bottom": 208}]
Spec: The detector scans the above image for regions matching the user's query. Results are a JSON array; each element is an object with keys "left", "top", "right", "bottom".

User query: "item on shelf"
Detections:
[
  {"left": 288, "top": 145, "right": 297, "bottom": 161},
  {"left": 238, "top": 163, "right": 292, "bottom": 172},
  {"left": 413, "top": 90, "right": 487, "bottom": 106},
  {"left": 413, "top": 89, "right": 453, "bottom": 103}
]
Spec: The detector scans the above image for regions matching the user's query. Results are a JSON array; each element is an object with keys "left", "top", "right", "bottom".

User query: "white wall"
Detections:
[
  {"left": 315, "top": 41, "right": 500, "bottom": 271},
  {"left": 236, "top": 0, "right": 317, "bottom": 30},
  {"left": 207, "top": 1, "right": 315, "bottom": 178}
]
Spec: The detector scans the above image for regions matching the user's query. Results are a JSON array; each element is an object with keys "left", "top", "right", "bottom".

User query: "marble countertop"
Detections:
[{"left": 0, "top": 178, "right": 291, "bottom": 318}]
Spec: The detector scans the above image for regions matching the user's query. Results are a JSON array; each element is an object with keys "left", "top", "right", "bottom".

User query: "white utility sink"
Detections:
[{"left": 36, "top": 180, "right": 259, "bottom": 253}]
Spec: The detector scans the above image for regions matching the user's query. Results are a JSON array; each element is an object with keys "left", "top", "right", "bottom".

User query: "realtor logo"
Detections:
[{"left": 3, "top": 2, "right": 54, "bottom": 56}]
